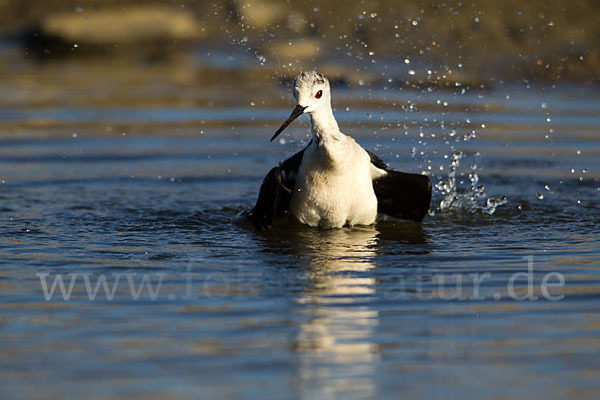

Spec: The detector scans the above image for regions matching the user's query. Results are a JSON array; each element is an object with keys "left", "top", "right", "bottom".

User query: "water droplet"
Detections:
[
  {"left": 404, "top": 58, "right": 410, "bottom": 64},
  {"left": 256, "top": 55, "right": 267, "bottom": 65},
  {"left": 544, "top": 185, "right": 550, "bottom": 191},
  {"left": 408, "top": 70, "right": 415, "bottom": 75},
  {"left": 536, "top": 192, "right": 544, "bottom": 200},
  {"left": 412, "top": 20, "right": 418, "bottom": 26}
]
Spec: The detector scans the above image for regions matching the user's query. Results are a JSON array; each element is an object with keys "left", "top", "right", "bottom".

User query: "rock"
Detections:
[
  {"left": 262, "top": 38, "right": 323, "bottom": 61},
  {"left": 236, "top": 0, "right": 285, "bottom": 28},
  {"left": 286, "top": 13, "right": 309, "bottom": 34},
  {"left": 40, "top": 6, "right": 205, "bottom": 45}
]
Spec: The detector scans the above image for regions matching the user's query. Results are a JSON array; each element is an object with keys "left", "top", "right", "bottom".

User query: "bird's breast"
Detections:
[{"left": 289, "top": 142, "right": 378, "bottom": 228}]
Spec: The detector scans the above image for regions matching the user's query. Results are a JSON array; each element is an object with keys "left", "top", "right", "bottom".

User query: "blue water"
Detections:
[{"left": 1, "top": 57, "right": 599, "bottom": 399}]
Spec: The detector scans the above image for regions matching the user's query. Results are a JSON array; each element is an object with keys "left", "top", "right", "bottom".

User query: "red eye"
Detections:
[{"left": 315, "top": 90, "right": 323, "bottom": 99}]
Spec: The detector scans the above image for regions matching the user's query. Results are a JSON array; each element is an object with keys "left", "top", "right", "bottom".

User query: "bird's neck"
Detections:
[
  {"left": 307, "top": 105, "right": 349, "bottom": 169},
  {"left": 309, "top": 105, "right": 342, "bottom": 144}
]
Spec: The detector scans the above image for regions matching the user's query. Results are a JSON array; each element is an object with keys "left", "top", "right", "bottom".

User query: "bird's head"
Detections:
[
  {"left": 292, "top": 71, "right": 331, "bottom": 113},
  {"left": 271, "top": 71, "right": 331, "bottom": 142}
]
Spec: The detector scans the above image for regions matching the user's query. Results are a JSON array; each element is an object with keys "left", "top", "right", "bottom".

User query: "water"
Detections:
[{"left": 1, "top": 53, "right": 599, "bottom": 399}]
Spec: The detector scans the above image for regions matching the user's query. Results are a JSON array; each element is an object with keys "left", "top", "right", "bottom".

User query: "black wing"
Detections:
[
  {"left": 248, "top": 142, "right": 310, "bottom": 230},
  {"left": 367, "top": 150, "right": 432, "bottom": 222}
]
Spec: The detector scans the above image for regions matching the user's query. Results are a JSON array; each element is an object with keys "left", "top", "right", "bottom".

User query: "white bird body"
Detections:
[
  {"left": 290, "top": 120, "right": 384, "bottom": 228},
  {"left": 248, "top": 71, "right": 432, "bottom": 231}
]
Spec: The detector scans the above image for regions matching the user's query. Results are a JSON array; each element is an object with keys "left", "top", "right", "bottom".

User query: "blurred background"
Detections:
[
  {"left": 1, "top": 0, "right": 597, "bottom": 139},
  {"left": 2, "top": 0, "right": 599, "bottom": 86}
]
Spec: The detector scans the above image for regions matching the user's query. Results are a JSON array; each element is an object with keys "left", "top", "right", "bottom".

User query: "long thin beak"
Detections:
[{"left": 270, "top": 105, "right": 307, "bottom": 142}]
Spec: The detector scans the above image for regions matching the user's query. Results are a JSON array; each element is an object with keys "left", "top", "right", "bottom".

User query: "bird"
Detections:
[{"left": 248, "top": 71, "right": 432, "bottom": 230}]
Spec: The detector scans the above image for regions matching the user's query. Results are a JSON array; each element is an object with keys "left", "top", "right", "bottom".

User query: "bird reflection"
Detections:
[
  {"left": 252, "top": 221, "right": 429, "bottom": 398},
  {"left": 286, "top": 226, "right": 380, "bottom": 399}
]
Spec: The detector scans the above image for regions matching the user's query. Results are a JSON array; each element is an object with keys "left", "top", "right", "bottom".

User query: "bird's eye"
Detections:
[{"left": 315, "top": 90, "right": 323, "bottom": 99}]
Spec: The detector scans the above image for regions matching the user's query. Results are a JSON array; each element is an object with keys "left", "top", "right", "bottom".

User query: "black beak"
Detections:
[{"left": 270, "top": 105, "right": 307, "bottom": 142}]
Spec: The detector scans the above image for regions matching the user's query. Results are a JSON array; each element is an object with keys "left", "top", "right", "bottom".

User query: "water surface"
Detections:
[{"left": 1, "top": 54, "right": 599, "bottom": 399}]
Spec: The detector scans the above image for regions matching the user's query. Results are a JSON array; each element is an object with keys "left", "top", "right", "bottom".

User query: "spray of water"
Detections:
[{"left": 433, "top": 150, "right": 507, "bottom": 216}]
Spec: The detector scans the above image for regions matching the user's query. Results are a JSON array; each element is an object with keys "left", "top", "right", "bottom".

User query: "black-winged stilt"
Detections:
[{"left": 248, "top": 71, "right": 432, "bottom": 230}]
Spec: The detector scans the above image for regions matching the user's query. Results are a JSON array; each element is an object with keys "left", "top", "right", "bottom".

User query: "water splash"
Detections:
[{"left": 433, "top": 150, "right": 507, "bottom": 215}]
